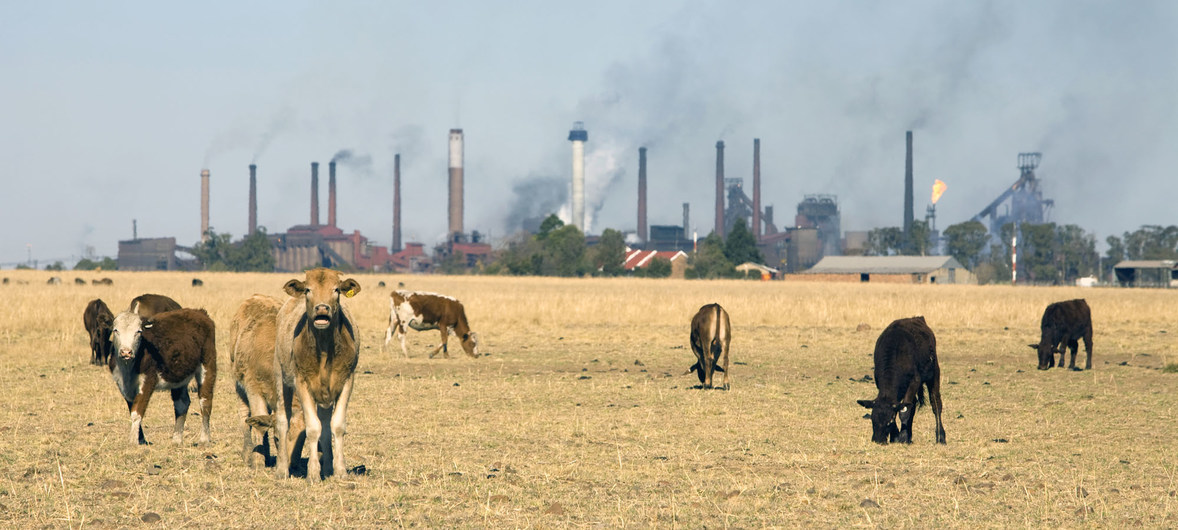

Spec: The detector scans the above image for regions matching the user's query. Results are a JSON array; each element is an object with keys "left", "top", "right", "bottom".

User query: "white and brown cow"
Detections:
[
  {"left": 384, "top": 290, "right": 479, "bottom": 359},
  {"left": 107, "top": 305, "right": 216, "bottom": 445},
  {"left": 273, "top": 268, "right": 360, "bottom": 482},
  {"left": 230, "top": 294, "right": 305, "bottom": 468}
]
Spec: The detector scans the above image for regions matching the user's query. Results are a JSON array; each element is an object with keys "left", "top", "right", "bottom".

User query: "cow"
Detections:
[
  {"left": 1028, "top": 299, "right": 1093, "bottom": 371},
  {"left": 74, "top": 278, "right": 87, "bottom": 286},
  {"left": 107, "top": 307, "right": 217, "bottom": 445},
  {"left": 273, "top": 268, "right": 361, "bottom": 482},
  {"left": 83, "top": 299, "right": 114, "bottom": 365},
  {"left": 686, "top": 303, "right": 731, "bottom": 390},
  {"left": 192, "top": 278, "right": 204, "bottom": 287},
  {"left": 93, "top": 278, "right": 114, "bottom": 286},
  {"left": 230, "top": 295, "right": 305, "bottom": 468},
  {"left": 47, "top": 277, "right": 62, "bottom": 285},
  {"left": 384, "top": 290, "right": 479, "bottom": 359},
  {"left": 129, "top": 294, "right": 181, "bottom": 317},
  {"left": 857, "top": 316, "right": 946, "bottom": 445}
]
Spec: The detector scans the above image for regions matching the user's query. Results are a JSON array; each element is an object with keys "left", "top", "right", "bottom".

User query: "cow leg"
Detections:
[
  {"left": 274, "top": 383, "right": 294, "bottom": 479},
  {"left": 718, "top": 339, "right": 731, "bottom": 391},
  {"left": 328, "top": 376, "right": 354, "bottom": 477},
  {"left": 296, "top": 384, "right": 323, "bottom": 483},
  {"left": 243, "top": 392, "right": 269, "bottom": 467},
  {"left": 1066, "top": 339, "right": 1080, "bottom": 369},
  {"left": 928, "top": 380, "right": 947, "bottom": 444},
  {"left": 317, "top": 406, "right": 335, "bottom": 478},
  {"left": 398, "top": 324, "right": 410, "bottom": 359},
  {"left": 430, "top": 329, "right": 447, "bottom": 358},
  {"left": 170, "top": 387, "right": 190, "bottom": 445},
  {"left": 197, "top": 361, "right": 215, "bottom": 444},
  {"left": 1083, "top": 331, "right": 1093, "bottom": 370},
  {"left": 130, "top": 375, "right": 157, "bottom": 446},
  {"left": 237, "top": 394, "right": 253, "bottom": 467}
]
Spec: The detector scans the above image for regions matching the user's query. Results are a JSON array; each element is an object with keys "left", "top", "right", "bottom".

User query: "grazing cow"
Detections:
[
  {"left": 108, "top": 307, "right": 217, "bottom": 445},
  {"left": 192, "top": 278, "right": 204, "bottom": 287},
  {"left": 384, "top": 290, "right": 479, "bottom": 359},
  {"left": 857, "top": 316, "right": 946, "bottom": 445},
  {"left": 687, "top": 303, "right": 731, "bottom": 390},
  {"left": 230, "top": 295, "right": 305, "bottom": 468},
  {"left": 274, "top": 268, "right": 361, "bottom": 482},
  {"left": 74, "top": 278, "right": 86, "bottom": 286},
  {"left": 47, "top": 277, "right": 62, "bottom": 285},
  {"left": 1028, "top": 299, "right": 1093, "bottom": 371},
  {"left": 93, "top": 278, "right": 114, "bottom": 286},
  {"left": 83, "top": 299, "right": 114, "bottom": 365}
]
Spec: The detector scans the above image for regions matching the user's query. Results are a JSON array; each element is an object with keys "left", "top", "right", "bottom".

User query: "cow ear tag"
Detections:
[{"left": 345, "top": 289, "right": 356, "bottom": 298}]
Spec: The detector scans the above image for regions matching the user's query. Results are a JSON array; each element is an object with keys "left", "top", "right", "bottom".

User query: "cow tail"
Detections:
[{"left": 710, "top": 305, "right": 723, "bottom": 361}]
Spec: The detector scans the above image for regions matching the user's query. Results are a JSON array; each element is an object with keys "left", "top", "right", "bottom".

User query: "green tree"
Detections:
[
  {"left": 191, "top": 227, "right": 275, "bottom": 272},
  {"left": 906, "top": 220, "right": 932, "bottom": 256},
  {"left": 438, "top": 250, "right": 467, "bottom": 275},
  {"left": 537, "top": 214, "right": 564, "bottom": 241},
  {"left": 591, "top": 229, "right": 627, "bottom": 276},
  {"left": 943, "top": 221, "right": 988, "bottom": 270},
  {"left": 687, "top": 232, "right": 736, "bottom": 279},
  {"left": 45, "top": 261, "right": 64, "bottom": 271},
  {"left": 541, "top": 224, "right": 586, "bottom": 277},
  {"left": 724, "top": 218, "right": 762, "bottom": 265},
  {"left": 866, "top": 227, "right": 903, "bottom": 256},
  {"left": 74, "top": 257, "right": 118, "bottom": 270},
  {"left": 644, "top": 257, "right": 672, "bottom": 278},
  {"left": 498, "top": 232, "right": 542, "bottom": 275}
]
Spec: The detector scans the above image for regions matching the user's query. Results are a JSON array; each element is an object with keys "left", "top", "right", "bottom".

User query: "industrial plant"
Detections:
[{"left": 115, "top": 124, "right": 1056, "bottom": 278}]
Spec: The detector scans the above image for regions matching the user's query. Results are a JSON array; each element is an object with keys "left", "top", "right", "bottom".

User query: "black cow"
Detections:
[
  {"left": 1028, "top": 299, "right": 1093, "bottom": 371},
  {"left": 83, "top": 299, "right": 114, "bottom": 365},
  {"left": 857, "top": 316, "right": 946, "bottom": 445}
]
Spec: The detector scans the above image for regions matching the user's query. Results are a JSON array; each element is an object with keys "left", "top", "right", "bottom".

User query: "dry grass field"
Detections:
[{"left": 0, "top": 270, "right": 1176, "bottom": 528}]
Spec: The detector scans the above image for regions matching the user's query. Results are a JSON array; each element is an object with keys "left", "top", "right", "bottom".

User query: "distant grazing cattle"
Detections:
[
  {"left": 377, "top": 281, "right": 386, "bottom": 288},
  {"left": 687, "top": 303, "right": 731, "bottom": 390},
  {"left": 857, "top": 316, "right": 946, "bottom": 445},
  {"left": 230, "top": 295, "right": 306, "bottom": 468},
  {"left": 92, "top": 278, "right": 114, "bottom": 286},
  {"left": 385, "top": 290, "right": 479, "bottom": 359},
  {"left": 2, "top": 278, "right": 8, "bottom": 285},
  {"left": 74, "top": 278, "right": 86, "bottom": 286},
  {"left": 83, "top": 299, "right": 114, "bottom": 365},
  {"left": 47, "top": 277, "right": 62, "bottom": 285},
  {"left": 108, "top": 307, "right": 217, "bottom": 445},
  {"left": 1029, "top": 299, "right": 1093, "bottom": 371},
  {"left": 192, "top": 278, "right": 204, "bottom": 287},
  {"left": 129, "top": 293, "right": 181, "bottom": 317},
  {"left": 274, "top": 268, "right": 361, "bottom": 482}
]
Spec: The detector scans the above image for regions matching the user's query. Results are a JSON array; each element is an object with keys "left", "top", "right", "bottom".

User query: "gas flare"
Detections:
[{"left": 931, "top": 179, "right": 947, "bottom": 204}]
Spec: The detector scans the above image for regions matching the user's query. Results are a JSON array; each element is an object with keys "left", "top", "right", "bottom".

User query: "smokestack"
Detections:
[
  {"left": 393, "top": 153, "right": 402, "bottom": 252},
  {"left": 311, "top": 162, "right": 320, "bottom": 226},
  {"left": 753, "top": 138, "right": 761, "bottom": 240},
  {"left": 683, "top": 202, "right": 690, "bottom": 235},
  {"left": 904, "top": 130, "right": 914, "bottom": 245},
  {"left": 448, "top": 129, "right": 464, "bottom": 239},
  {"left": 133, "top": 219, "right": 138, "bottom": 240},
  {"left": 637, "top": 147, "right": 648, "bottom": 243},
  {"left": 569, "top": 122, "right": 588, "bottom": 231},
  {"left": 248, "top": 165, "right": 257, "bottom": 236},
  {"left": 328, "top": 161, "right": 337, "bottom": 228},
  {"left": 200, "top": 169, "right": 210, "bottom": 241},
  {"left": 765, "top": 205, "right": 774, "bottom": 228},
  {"left": 715, "top": 141, "right": 725, "bottom": 238}
]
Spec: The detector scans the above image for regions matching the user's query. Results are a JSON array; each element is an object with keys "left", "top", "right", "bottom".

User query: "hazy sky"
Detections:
[{"left": 2, "top": 1, "right": 1176, "bottom": 266}]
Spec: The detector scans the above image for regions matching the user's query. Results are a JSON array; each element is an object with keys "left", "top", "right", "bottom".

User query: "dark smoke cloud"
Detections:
[
  {"left": 329, "top": 149, "right": 374, "bottom": 179},
  {"left": 251, "top": 106, "right": 297, "bottom": 164},
  {"left": 504, "top": 175, "right": 567, "bottom": 234}
]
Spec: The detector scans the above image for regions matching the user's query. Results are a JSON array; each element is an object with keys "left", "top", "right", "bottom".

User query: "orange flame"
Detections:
[{"left": 931, "top": 179, "right": 947, "bottom": 204}]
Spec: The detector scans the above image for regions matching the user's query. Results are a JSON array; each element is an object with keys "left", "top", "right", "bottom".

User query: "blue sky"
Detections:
[{"left": 2, "top": 1, "right": 1176, "bottom": 266}]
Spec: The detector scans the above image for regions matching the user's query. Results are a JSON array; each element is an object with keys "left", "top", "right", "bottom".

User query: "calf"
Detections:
[
  {"left": 230, "top": 295, "right": 305, "bottom": 468},
  {"left": 687, "top": 303, "right": 731, "bottom": 390},
  {"left": 108, "top": 307, "right": 217, "bottom": 445},
  {"left": 274, "top": 268, "right": 361, "bottom": 482},
  {"left": 1028, "top": 299, "right": 1093, "bottom": 371},
  {"left": 384, "top": 290, "right": 479, "bottom": 358},
  {"left": 857, "top": 316, "right": 946, "bottom": 445},
  {"left": 129, "top": 293, "right": 181, "bottom": 317},
  {"left": 83, "top": 299, "right": 114, "bottom": 365}
]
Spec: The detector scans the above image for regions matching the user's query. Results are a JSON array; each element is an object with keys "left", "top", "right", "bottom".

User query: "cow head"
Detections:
[
  {"left": 109, "top": 306, "right": 146, "bottom": 362},
  {"left": 857, "top": 399, "right": 902, "bottom": 444},
  {"left": 1028, "top": 343, "right": 1057, "bottom": 370},
  {"left": 283, "top": 268, "right": 361, "bottom": 332},
  {"left": 461, "top": 331, "right": 479, "bottom": 357}
]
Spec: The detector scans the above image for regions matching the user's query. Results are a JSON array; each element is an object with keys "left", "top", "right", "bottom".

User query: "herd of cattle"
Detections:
[{"left": 79, "top": 267, "right": 1096, "bottom": 481}]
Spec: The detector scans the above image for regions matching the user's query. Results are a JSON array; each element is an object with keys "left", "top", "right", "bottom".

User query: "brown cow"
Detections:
[
  {"left": 857, "top": 316, "right": 946, "bottom": 445},
  {"left": 687, "top": 303, "right": 732, "bottom": 390},
  {"left": 108, "top": 307, "right": 217, "bottom": 445},
  {"left": 273, "top": 268, "right": 361, "bottom": 482},
  {"left": 83, "top": 299, "right": 115, "bottom": 365},
  {"left": 129, "top": 293, "right": 181, "bottom": 317},
  {"left": 384, "top": 290, "right": 479, "bottom": 358},
  {"left": 1028, "top": 299, "right": 1093, "bottom": 371},
  {"left": 230, "top": 295, "right": 305, "bottom": 468}
]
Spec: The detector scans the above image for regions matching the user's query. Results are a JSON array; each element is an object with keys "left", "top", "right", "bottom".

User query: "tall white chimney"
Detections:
[
  {"left": 448, "top": 129, "right": 464, "bottom": 239},
  {"left": 568, "top": 122, "right": 588, "bottom": 231}
]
